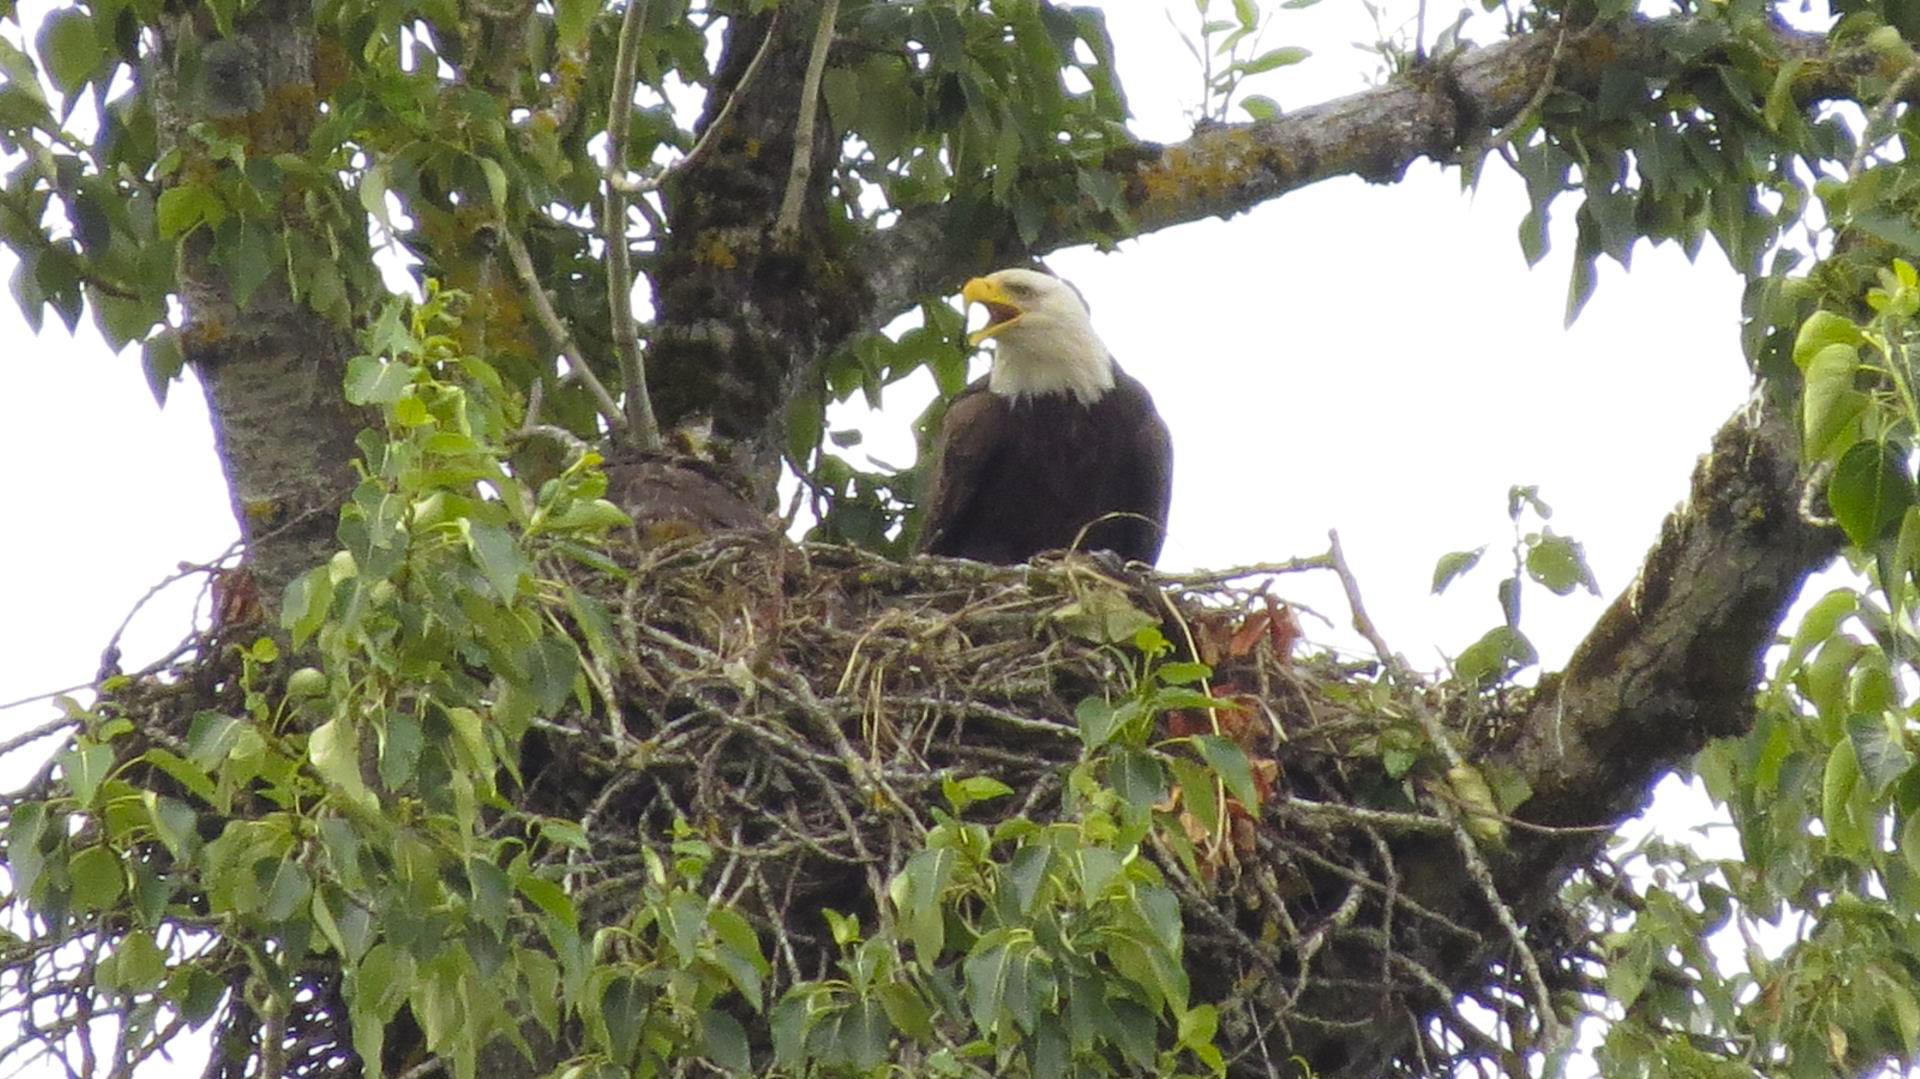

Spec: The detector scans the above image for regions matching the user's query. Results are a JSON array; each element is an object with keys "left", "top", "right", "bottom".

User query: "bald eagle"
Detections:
[{"left": 916, "top": 267, "right": 1173, "bottom": 565}]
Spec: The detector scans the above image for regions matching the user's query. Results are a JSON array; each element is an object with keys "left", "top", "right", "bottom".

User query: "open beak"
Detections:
[{"left": 962, "top": 277, "right": 1025, "bottom": 346}]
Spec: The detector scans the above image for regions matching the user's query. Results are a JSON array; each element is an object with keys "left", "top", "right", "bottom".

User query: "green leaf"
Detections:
[
  {"left": 58, "top": 744, "right": 114, "bottom": 806},
  {"left": 282, "top": 566, "right": 335, "bottom": 649},
  {"left": 516, "top": 872, "right": 576, "bottom": 928},
  {"left": 1233, "top": 45, "right": 1309, "bottom": 75},
  {"left": 1006, "top": 845, "right": 1050, "bottom": 916},
  {"left": 156, "top": 184, "right": 226, "bottom": 239},
  {"left": 360, "top": 162, "right": 393, "bottom": 230},
  {"left": 1608, "top": 933, "right": 1655, "bottom": 1008},
  {"left": 1524, "top": 531, "right": 1599, "bottom": 595},
  {"left": 875, "top": 981, "right": 933, "bottom": 1040},
  {"left": 1803, "top": 342, "right": 1867, "bottom": 458},
  {"left": 1052, "top": 586, "right": 1158, "bottom": 643},
  {"left": 891, "top": 847, "right": 955, "bottom": 960},
  {"left": 141, "top": 331, "right": 185, "bottom": 407},
  {"left": 1829, "top": 440, "right": 1914, "bottom": 547},
  {"left": 700, "top": 1008, "right": 751, "bottom": 1072},
  {"left": 343, "top": 356, "right": 419, "bottom": 405},
  {"left": 1077, "top": 847, "right": 1122, "bottom": 901},
  {"left": 477, "top": 156, "right": 508, "bottom": 209},
  {"left": 144, "top": 794, "right": 199, "bottom": 859},
  {"left": 942, "top": 775, "right": 1013, "bottom": 813},
  {"left": 1793, "top": 311, "right": 1863, "bottom": 369},
  {"left": 1782, "top": 589, "right": 1858, "bottom": 679},
  {"left": 1192, "top": 735, "right": 1258, "bottom": 810},
  {"left": 1453, "top": 626, "right": 1536, "bottom": 684},
  {"left": 37, "top": 9, "right": 100, "bottom": 93},
  {"left": 1431, "top": 546, "right": 1485, "bottom": 593},
  {"left": 1168, "top": 756, "right": 1220, "bottom": 835},
  {"left": 214, "top": 222, "right": 273, "bottom": 308},
  {"left": 1823, "top": 737, "right": 1867, "bottom": 855},
  {"left": 70, "top": 844, "right": 126, "bottom": 910},
  {"left": 1904, "top": 812, "right": 1920, "bottom": 880},
  {"left": 1240, "top": 94, "right": 1280, "bottom": 120},
  {"left": 1075, "top": 697, "right": 1119, "bottom": 749},
  {"left": 262, "top": 860, "right": 312, "bottom": 922},
  {"left": 140, "top": 749, "right": 216, "bottom": 807},
  {"left": 107, "top": 929, "right": 167, "bottom": 991},
  {"left": 308, "top": 717, "right": 376, "bottom": 811},
  {"left": 770, "top": 992, "right": 813, "bottom": 1069},
  {"left": 1854, "top": 208, "right": 1920, "bottom": 254},
  {"left": 463, "top": 519, "right": 527, "bottom": 605},
  {"left": 601, "top": 976, "right": 646, "bottom": 1064},
  {"left": 186, "top": 711, "right": 246, "bottom": 770},
  {"left": 1846, "top": 712, "right": 1914, "bottom": 796},
  {"left": 1107, "top": 747, "right": 1165, "bottom": 811}
]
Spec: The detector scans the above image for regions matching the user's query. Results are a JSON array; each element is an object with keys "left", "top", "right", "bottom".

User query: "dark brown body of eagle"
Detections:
[{"left": 916, "top": 367, "right": 1173, "bottom": 565}]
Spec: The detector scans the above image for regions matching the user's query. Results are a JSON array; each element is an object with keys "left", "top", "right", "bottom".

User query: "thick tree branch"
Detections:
[
  {"left": 1312, "top": 384, "right": 1842, "bottom": 1076},
  {"left": 853, "top": 12, "right": 1889, "bottom": 332}
]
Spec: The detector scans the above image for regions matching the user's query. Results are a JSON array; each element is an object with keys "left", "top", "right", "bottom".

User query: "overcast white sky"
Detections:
[{"left": 0, "top": 0, "right": 1789, "bottom": 1070}]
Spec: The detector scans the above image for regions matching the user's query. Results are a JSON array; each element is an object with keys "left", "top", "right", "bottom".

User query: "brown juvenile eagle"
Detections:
[{"left": 916, "top": 267, "right": 1173, "bottom": 565}]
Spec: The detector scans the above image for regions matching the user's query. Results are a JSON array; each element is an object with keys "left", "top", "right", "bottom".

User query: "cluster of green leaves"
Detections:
[
  {"left": 1430, "top": 485, "right": 1598, "bottom": 687},
  {"left": 1171, "top": 0, "right": 1313, "bottom": 123},
  {"left": 1507, "top": 0, "right": 1868, "bottom": 326},
  {"left": 279, "top": 287, "right": 785, "bottom": 1078},
  {"left": 769, "top": 624, "right": 1254, "bottom": 1078},
  {"left": 3, "top": 0, "right": 191, "bottom": 389},
  {"left": 3, "top": 285, "right": 768, "bottom": 1079},
  {"left": 828, "top": 0, "right": 1130, "bottom": 246}
]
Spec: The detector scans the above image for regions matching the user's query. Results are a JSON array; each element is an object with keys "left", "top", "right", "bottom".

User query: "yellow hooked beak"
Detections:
[{"left": 963, "top": 276, "right": 1025, "bottom": 346}]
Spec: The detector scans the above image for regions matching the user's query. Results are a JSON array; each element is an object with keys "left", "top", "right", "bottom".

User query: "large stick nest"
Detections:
[{"left": 90, "top": 533, "right": 1564, "bottom": 1077}]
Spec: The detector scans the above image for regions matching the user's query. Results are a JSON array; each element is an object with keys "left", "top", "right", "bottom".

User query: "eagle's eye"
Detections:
[{"left": 1007, "top": 282, "right": 1033, "bottom": 297}]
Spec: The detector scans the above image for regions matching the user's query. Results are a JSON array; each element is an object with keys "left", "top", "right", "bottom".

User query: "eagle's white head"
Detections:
[{"left": 962, "top": 267, "right": 1115, "bottom": 403}]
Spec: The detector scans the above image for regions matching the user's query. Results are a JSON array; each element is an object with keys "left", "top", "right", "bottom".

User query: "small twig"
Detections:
[
  {"left": 392, "top": 1056, "right": 445, "bottom": 1079},
  {"left": 1448, "top": 813, "right": 1562, "bottom": 1044},
  {"left": 1848, "top": 59, "right": 1920, "bottom": 176},
  {"left": 0, "top": 713, "right": 82, "bottom": 758},
  {"left": 1484, "top": 26, "right": 1565, "bottom": 153},
  {"left": 499, "top": 226, "right": 628, "bottom": 433},
  {"left": 1150, "top": 553, "right": 1333, "bottom": 587},
  {"left": 100, "top": 543, "right": 241, "bottom": 677},
  {"left": 1284, "top": 882, "right": 1365, "bottom": 1006},
  {"left": 1284, "top": 795, "right": 1450, "bottom": 834},
  {"left": 1327, "top": 529, "right": 1402, "bottom": 677},
  {"left": 774, "top": 0, "right": 840, "bottom": 236},
  {"left": 681, "top": 11, "right": 780, "bottom": 176},
  {"left": 602, "top": 0, "right": 664, "bottom": 450},
  {"left": 256, "top": 989, "right": 285, "bottom": 1079},
  {"left": 607, "top": 7, "right": 781, "bottom": 197}
]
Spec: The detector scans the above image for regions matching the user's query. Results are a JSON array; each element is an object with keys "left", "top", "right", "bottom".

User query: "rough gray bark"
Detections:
[
  {"left": 649, "top": 0, "right": 856, "bottom": 495},
  {"left": 153, "top": 0, "right": 368, "bottom": 606}
]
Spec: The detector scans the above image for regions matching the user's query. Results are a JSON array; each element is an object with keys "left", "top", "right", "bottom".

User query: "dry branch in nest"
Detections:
[{"left": 80, "top": 528, "right": 1586, "bottom": 1078}]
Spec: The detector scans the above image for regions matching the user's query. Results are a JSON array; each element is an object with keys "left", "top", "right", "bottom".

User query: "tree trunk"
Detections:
[{"left": 153, "top": 0, "right": 369, "bottom": 605}]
